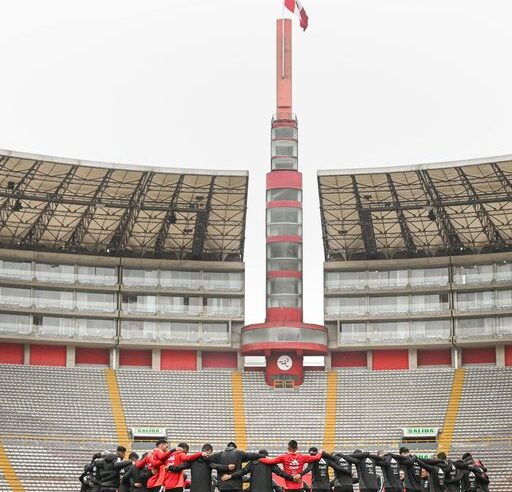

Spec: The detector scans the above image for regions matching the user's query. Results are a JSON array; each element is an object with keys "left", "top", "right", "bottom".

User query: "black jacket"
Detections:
[
  {"left": 95, "top": 454, "right": 132, "bottom": 490},
  {"left": 416, "top": 459, "right": 445, "bottom": 492},
  {"left": 324, "top": 453, "right": 356, "bottom": 488},
  {"left": 375, "top": 454, "right": 402, "bottom": 489},
  {"left": 79, "top": 462, "right": 100, "bottom": 492},
  {"left": 170, "top": 456, "right": 232, "bottom": 492},
  {"left": 350, "top": 452, "right": 380, "bottom": 490},
  {"left": 301, "top": 456, "right": 331, "bottom": 490},
  {"left": 232, "top": 459, "right": 294, "bottom": 492},
  {"left": 394, "top": 454, "right": 422, "bottom": 491},
  {"left": 210, "top": 447, "right": 263, "bottom": 490}
]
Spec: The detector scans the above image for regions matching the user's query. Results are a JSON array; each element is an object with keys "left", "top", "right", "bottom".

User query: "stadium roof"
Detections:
[
  {"left": 318, "top": 155, "right": 512, "bottom": 261},
  {"left": 0, "top": 149, "right": 248, "bottom": 261}
]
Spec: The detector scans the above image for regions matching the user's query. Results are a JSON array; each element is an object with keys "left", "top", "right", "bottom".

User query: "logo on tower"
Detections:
[{"left": 277, "top": 354, "right": 293, "bottom": 371}]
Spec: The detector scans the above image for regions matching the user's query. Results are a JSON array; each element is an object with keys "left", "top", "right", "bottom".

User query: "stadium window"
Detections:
[
  {"left": 267, "top": 188, "right": 302, "bottom": 202},
  {"left": 35, "top": 263, "right": 75, "bottom": 283},
  {"left": 0, "top": 314, "right": 31, "bottom": 335},
  {"left": 0, "top": 259, "right": 32, "bottom": 280},
  {"left": 266, "top": 207, "right": 302, "bottom": 236},
  {"left": 77, "top": 265, "right": 117, "bottom": 285}
]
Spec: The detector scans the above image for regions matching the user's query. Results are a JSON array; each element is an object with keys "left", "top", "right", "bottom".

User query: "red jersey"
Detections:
[
  {"left": 260, "top": 452, "right": 322, "bottom": 490},
  {"left": 162, "top": 451, "right": 202, "bottom": 489},
  {"left": 143, "top": 448, "right": 172, "bottom": 488}
]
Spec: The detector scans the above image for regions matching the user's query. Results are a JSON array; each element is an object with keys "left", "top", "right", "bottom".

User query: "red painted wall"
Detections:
[
  {"left": 161, "top": 349, "right": 197, "bottom": 371},
  {"left": 0, "top": 343, "right": 24, "bottom": 365},
  {"left": 202, "top": 351, "right": 238, "bottom": 369},
  {"left": 417, "top": 349, "right": 452, "bottom": 367},
  {"left": 372, "top": 349, "right": 409, "bottom": 370},
  {"left": 462, "top": 347, "right": 496, "bottom": 365},
  {"left": 119, "top": 349, "right": 152, "bottom": 367},
  {"left": 331, "top": 351, "right": 367, "bottom": 368},
  {"left": 76, "top": 347, "right": 110, "bottom": 366},
  {"left": 505, "top": 346, "right": 512, "bottom": 367},
  {"left": 30, "top": 344, "right": 66, "bottom": 367}
]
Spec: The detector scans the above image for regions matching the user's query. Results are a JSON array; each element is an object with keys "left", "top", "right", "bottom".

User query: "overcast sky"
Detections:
[{"left": 1, "top": 0, "right": 512, "bottom": 325}]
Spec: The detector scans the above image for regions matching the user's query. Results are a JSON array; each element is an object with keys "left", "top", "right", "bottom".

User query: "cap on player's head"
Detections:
[
  {"left": 399, "top": 446, "right": 409, "bottom": 456},
  {"left": 178, "top": 442, "right": 189, "bottom": 452},
  {"left": 259, "top": 449, "right": 269, "bottom": 456},
  {"left": 227, "top": 441, "right": 237, "bottom": 449},
  {"left": 309, "top": 447, "right": 318, "bottom": 455},
  {"left": 156, "top": 439, "right": 168, "bottom": 448},
  {"left": 288, "top": 440, "right": 298, "bottom": 451},
  {"left": 202, "top": 443, "right": 213, "bottom": 453},
  {"left": 437, "top": 452, "right": 447, "bottom": 460}
]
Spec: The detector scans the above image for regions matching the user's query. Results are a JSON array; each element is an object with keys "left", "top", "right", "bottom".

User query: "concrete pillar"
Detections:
[
  {"left": 197, "top": 350, "right": 203, "bottom": 371},
  {"left": 408, "top": 348, "right": 418, "bottom": 370},
  {"left": 367, "top": 350, "right": 373, "bottom": 370},
  {"left": 66, "top": 345, "right": 76, "bottom": 368},
  {"left": 496, "top": 345, "right": 505, "bottom": 368},
  {"left": 324, "top": 352, "right": 332, "bottom": 372},
  {"left": 152, "top": 348, "right": 161, "bottom": 371},
  {"left": 451, "top": 347, "right": 460, "bottom": 369},
  {"left": 110, "top": 347, "right": 119, "bottom": 369},
  {"left": 24, "top": 344, "right": 30, "bottom": 365},
  {"left": 237, "top": 353, "right": 244, "bottom": 372}
]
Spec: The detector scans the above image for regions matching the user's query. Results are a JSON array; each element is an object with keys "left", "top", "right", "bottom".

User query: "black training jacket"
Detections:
[
  {"left": 210, "top": 447, "right": 263, "bottom": 490},
  {"left": 169, "top": 456, "right": 231, "bottom": 492},
  {"left": 416, "top": 459, "right": 445, "bottom": 492},
  {"left": 231, "top": 459, "right": 294, "bottom": 492},
  {"left": 324, "top": 453, "right": 356, "bottom": 488},
  {"left": 375, "top": 454, "right": 403, "bottom": 489},
  {"left": 393, "top": 454, "right": 422, "bottom": 491},
  {"left": 301, "top": 455, "right": 332, "bottom": 490},
  {"left": 350, "top": 452, "right": 379, "bottom": 490},
  {"left": 95, "top": 454, "right": 132, "bottom": 490}
]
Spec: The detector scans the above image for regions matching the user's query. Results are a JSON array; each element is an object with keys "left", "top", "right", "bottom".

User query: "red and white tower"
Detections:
[{"left": 240, "top": 19, "right": 328, "bottom": 386}]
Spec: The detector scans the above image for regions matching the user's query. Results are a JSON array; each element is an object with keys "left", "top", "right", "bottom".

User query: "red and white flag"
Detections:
[{"left": 284, "top": 0, "right": 309, "bottom": 31}]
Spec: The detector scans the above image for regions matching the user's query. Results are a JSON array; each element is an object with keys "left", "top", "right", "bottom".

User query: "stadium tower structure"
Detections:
[
  {"left": 240, "top": 19, "right": 328, "bottom": 386},
  {"left": 0, "top": 149, "right": 248, "bottom": 370},
  {"left": 318, "top": 158, "right": 512, "bottom": 370}
]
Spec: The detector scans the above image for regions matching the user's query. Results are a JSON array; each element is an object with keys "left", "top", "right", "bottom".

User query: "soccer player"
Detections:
[
  {"left": 221, "top": 449, "right": 295, "bottom": 492},
  {"left": 210, "top": 441, "right": 265, "bottom": 492},
  {"left": 163, "top": 442, "right": 208, "bottom": 492},
  {"left": 321, "top": 452, "right": 358, "bottom": 492},
  {"left": 95, "top": 451, "right": 133, "bottom": 492},
  {"left": 462, "top": 453, "right": 490, "bottom": 492},
  {"left": 299, "top": 447, "right": 331, "bottom": 492},
  {"left": 420, "top": 468, "right": 429, "bottom": 491},
  {"left": 374, "top": 450, "right": 403, "bottom": 492},
  {"left": 416, "top": 458, "right": 445, "bottom": 492},
  {"left": 392, "top": 447, "right": 422, "bottom": 492},
  {"left": 168, "top": 443, "right": 235, "bottom": 492},
  {"left": 140, "top": 438, "right": 173, "bottom": 492},
  {"left": 345, "top": 450, "right": 381, "bottom": 492},
  {"left": 258, "top": 440, "right": 323, "bottom": 492}
]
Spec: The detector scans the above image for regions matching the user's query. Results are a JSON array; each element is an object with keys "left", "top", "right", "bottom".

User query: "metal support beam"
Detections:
[
  {"left": 191, "top": 177, "right": 216, "bottom": 259},
  {"left": 66, "top": 169, "right": 114, "bottom": 249},
  {"left": 456, "top": 167, "right": 507, "bottom": 248},
  {"left": 154, "top": 174, "right": 185, "bottom": 257},
  {"left": 21, "top": 166, "right": 78, "bottom": 246},
  {"left": 386, "top": 173, "right": 417, "bottom": 255},
  {"left": 107, "top": 171, "right": 154, "bottom": 255},
  {"left": 351, "top": 175, "right": 378, "bottom": 258},
  {"left": 491, "top": 162, "right": 512, "bottom": 199},
  {"left": 417, "top": 169, "right": 465, "bottom": 252},
  {"left": 0, "top": 161, "right": 42, "bottom": 232}
]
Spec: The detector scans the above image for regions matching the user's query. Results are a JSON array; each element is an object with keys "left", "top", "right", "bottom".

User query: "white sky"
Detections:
[{"left": 1, "top": 0, "right": 512, "bottom": 325}]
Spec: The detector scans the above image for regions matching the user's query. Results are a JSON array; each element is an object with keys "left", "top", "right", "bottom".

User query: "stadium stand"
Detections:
[
  {"left": 0, "top": 365, "right": 510, "bottom": 490},
  {"left": 242, "top": 371, "right": 327, "bottom": 454},
  {"left": 117, "top": 369, "right": 236, "bottom": 450},
  {"left": 0, "top": 365, "right": 116, "bottom": 440}
]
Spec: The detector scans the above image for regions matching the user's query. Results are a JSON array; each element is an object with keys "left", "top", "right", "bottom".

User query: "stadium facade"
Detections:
[
  {"left": 0, "top": 149, "right": 248, "bottom": 370},
  {"left": 319, "top": 157, "right": 512, "bottom": 371}
]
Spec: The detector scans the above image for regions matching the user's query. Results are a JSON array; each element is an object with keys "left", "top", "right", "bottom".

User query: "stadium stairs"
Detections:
[{"left": 0, "top": 365, "right": 510, "bottom": 491}]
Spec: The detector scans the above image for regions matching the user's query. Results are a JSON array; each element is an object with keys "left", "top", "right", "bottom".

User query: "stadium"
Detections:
[{"left": 0, "top": 13, "right": 511, "bottom": 492}]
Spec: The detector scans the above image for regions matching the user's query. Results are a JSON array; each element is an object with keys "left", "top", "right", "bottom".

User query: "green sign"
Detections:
[
  {"left": 402, "top": 427, "right": 439, "bottom": 438},
  {"left": 131, "top": 427, "right": 166, "bottom": 438},
  {"left": 416, "top": 453, "right": 435, "bottom": 459}
]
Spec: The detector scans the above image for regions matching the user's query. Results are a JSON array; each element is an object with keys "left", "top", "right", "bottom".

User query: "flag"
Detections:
[{"left": 284, "top": 0, "right": 309, "bottom": 31}]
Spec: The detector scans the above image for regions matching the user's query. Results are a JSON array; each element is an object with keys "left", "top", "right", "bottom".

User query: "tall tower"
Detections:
[{"left": 240, "top": 19, "right": 328, "bottom": 386}]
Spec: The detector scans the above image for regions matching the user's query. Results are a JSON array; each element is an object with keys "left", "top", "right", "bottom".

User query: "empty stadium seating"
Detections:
[
  {"left": 0, "top": 365, "right": 510, "bottom": 491},
  {"left": 117, "top": 370, "right": 236, "bottom": 450}
]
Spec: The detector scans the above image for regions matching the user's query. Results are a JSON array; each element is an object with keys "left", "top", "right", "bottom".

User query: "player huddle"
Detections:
[{"left": 79, "top": 440, "right": 490, "bottom": 492}]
